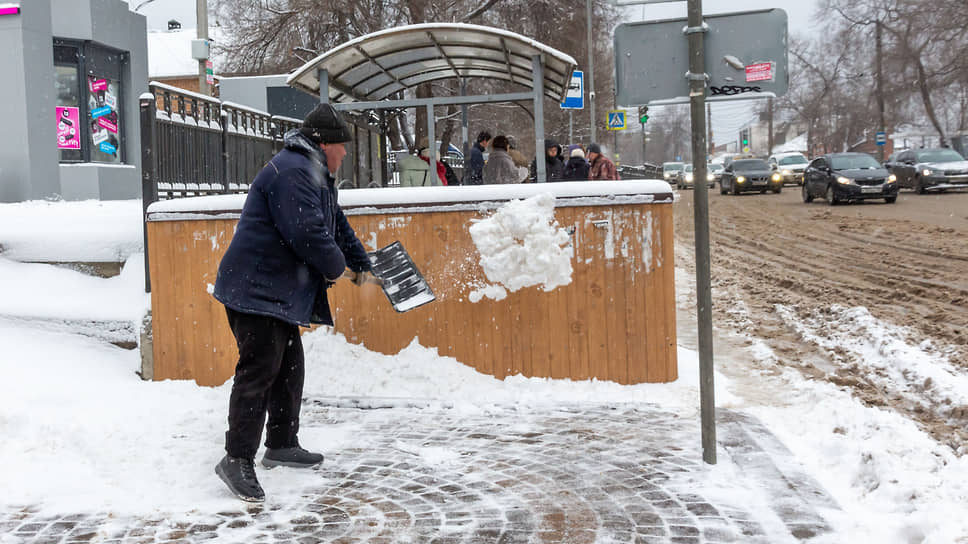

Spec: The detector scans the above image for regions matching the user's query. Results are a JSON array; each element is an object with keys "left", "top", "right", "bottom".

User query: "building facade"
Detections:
[{"left": 0, "top": 0, "right": 147, "bottom": 202}]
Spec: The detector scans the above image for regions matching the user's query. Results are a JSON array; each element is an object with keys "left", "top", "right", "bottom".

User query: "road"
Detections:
[{"left": 673, "top": 186, "right": 968, "bottom": 451}]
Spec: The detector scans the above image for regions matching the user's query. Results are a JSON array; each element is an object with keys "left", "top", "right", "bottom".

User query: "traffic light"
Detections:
[{"left": 638, "top": 105, "right": 649, "bottom": 124}]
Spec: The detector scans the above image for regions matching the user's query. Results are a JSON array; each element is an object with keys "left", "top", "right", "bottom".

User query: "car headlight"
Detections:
[
  {"left": 685, "top": 174, "right": 694, "bottom": 182},
  {"left": 837, "top": 176, "right": 853, "bottom": 185},
  {"left": 782, "top": 169, "right": 792, "bottom": 176},
  {"left": 664, "top": 172, "right": 670, "bottom": 179},
  {"left": 922, "top": 168, "right": 937, "bottom": 176},
  {"left": 772, "top": 173, "right": 782, "bottom": 182},
  {"left": 707, "top": 173, "right": 715, "bottom": 181},
  {"left": 736, "top": 176, "right": 746, "bottom": 183},
  {"left": 887, "top": 174, "right": 897, "bottom": 183}
]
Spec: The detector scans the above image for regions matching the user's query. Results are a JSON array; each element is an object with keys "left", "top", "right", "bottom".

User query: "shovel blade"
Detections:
[{"left": 368, "top": 241, "right": 435, "bottom": 312}]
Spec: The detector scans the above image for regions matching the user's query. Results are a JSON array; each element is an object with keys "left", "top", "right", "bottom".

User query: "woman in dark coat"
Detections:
[{"left": 562, "top": 147, "right": 590, "bottom": 181}]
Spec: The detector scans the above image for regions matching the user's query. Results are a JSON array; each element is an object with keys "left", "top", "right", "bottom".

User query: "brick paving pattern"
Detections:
[{"left": 3, "top": 402, "right": 836, "bottom": 543}]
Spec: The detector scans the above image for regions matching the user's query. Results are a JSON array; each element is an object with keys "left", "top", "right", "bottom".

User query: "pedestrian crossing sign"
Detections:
[{"left": 607, "top": 110, "right": 627, "bottom": 131}]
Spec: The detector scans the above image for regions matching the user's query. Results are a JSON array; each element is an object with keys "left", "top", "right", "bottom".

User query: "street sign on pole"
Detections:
[
  {"left": 875, "top": 131, "right": 887, "bottom": 146},
  {"left": 606, "top": 110, "right": 627, "bottom": 130},
  {"left": 614, "top": 9, "right": 789, "bottom": 106},
  {"left": 560, "top": 71, "right": 584, "bottom": 109}
]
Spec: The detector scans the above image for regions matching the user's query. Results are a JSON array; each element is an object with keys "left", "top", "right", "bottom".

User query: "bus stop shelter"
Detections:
[{"left": 285, "top": 23, "right": 577, "bottom": 183}]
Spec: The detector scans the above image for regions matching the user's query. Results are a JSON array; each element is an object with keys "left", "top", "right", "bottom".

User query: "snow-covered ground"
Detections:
[{"left": 0, "top": 198, "right": 966, "bottom": 542}]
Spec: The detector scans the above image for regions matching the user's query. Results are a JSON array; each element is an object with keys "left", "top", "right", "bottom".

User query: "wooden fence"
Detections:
[{"left": 145, "top": 185, "right": 677, "bottom": 386}]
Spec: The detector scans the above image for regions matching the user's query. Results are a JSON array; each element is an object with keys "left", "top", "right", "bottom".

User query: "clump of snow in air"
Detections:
[{"left": 467, "top": 193, "right": 573, "bottom": 302}]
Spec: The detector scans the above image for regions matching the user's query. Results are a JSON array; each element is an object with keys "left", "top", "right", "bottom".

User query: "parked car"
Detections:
[
  {"left": 888, "top": 147, "right": 968, "bottom": 194},
  {"left": 662, "top": 162, "right": 685, "bottom": 185},
  {"left": 802, "top": 152, "right": 898, "bottom": 205},
  {"left": 768, "top": 152, "right": 809, "bottom": 185},
  {"left": 719, "top": 158, "right": 782, "bottom": 195}
]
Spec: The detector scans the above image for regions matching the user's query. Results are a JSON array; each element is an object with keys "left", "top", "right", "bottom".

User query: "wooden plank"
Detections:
[
  {"left": 563, "top": 210, "right": 590, "bottom": 381},
  {"left": 658, "top": 206, "right": 678, "bottom": 381},
  {"left": 583, "top": 213, "right": 610, "bottom": 380},
  {"left": 625, "top": 207, "right": 650, "bottom": 385},
  {"left": 604, "top": 209, "right": 630, "bottom": 384}
]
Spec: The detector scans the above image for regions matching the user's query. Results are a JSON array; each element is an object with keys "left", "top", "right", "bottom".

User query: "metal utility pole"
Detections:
[
  {"left": 196, "top": 0, "right": 209, "bottom": 95},
  {"left": 686, "top": 0, "right": 716, "bottom": 465},
  {"left": 876, "top": 21, "right": 886, "bottom": 162},
  {"left": 586, "top": 0, "right": 597, "bottom": 144}
]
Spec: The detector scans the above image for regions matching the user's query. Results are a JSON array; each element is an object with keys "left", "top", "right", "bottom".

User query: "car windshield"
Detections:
[
  {"left": 684, "top": 165, "right": 693, "bottom": 172},
  {"left": 830, "top": 155, "right": 881, "bottom": 170},
  {"left": 663, "top": 163, "right": 684, "bottom": 172},
  {"left": 778, "top": 155, "right": 807, "bottom": 166},
  {"left": 915, "top": 149, "right": 964, "bottom": 163},
  {"left": 708, "top": 164, "right": 723, "bottom": 172},
  {"left": 732, "top": 159, "right": 769, "bottom": 171}
]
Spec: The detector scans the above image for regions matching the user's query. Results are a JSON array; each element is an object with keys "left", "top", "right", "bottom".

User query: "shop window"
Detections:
[{"left": 53, "top": 40, "right": 126, "bottom": 164}]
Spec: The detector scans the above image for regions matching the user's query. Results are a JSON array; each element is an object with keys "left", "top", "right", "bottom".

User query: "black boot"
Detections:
[
  {"left": 261, "top": 445, "right": 324, "bottom": 468},
  {"left": 215, "top": 455, "right": 265, "bottom": 502}
]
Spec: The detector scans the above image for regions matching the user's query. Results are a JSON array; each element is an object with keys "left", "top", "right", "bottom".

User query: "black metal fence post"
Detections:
[{"left": 139, "top": 93, "right": 159, "bottom": 293}]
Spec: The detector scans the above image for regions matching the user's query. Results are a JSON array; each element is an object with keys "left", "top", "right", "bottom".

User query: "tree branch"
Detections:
[{"left": 461, "top": 0, "right": 503, "bottom": 22}]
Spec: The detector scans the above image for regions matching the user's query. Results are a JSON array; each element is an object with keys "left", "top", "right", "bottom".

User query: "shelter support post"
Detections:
[
  {"left": 317, "top": 69, "right": 329, "bottom": 104},
  {"left": 461, "top": 79, "right": 469, "bottom": 159},
  {"left": 426, "top": 104, "right": 436, "bottom": 181},
  {"left": 139, "top": 94, "right": 159, "bottom": 293},
  {"left": 532, "top": 54, "right": 547, "bottom": 183}
]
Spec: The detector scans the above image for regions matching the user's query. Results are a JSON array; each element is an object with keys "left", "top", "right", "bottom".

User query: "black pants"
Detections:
[{"left": 224, "top": 307, "right": 305, "bottom": 459}]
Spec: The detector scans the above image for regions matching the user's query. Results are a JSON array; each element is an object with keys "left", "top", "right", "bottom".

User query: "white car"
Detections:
[{"left": 768, "top": 152, "right": 809, "bottom": 185}]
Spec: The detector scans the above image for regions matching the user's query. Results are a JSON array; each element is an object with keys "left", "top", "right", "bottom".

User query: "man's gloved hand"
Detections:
[{"left": 341, "top": 269, "right": 383, "bottom": 286}]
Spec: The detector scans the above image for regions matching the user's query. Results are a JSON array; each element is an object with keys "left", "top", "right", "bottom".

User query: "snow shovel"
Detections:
[{"left": 343, "top": 241, "right": 436, "bottom": 313}]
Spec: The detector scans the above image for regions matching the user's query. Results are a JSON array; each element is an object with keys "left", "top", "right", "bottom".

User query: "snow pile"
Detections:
[
  {"left": 0, "top": 199, "right": 143, "bottom": 262},
  {"left": 776, "top": 304, "right": 968, "bottom": 424},
  {"left": 467, "top": 193, "right": 573, "bottom": 302},
  {"left": 0, "top": 256, "right": 148, "bottom": 323}
]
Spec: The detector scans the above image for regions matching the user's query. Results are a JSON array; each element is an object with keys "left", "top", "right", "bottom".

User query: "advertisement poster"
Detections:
[
  {"left": 56, "top": 106, "right": 80, "bottom": 150},
  {"left": 88, "top": 75, "right": 121, "bottom": 163}
]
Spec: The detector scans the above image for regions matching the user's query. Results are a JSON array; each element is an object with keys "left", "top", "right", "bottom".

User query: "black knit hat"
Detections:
[
  {"left": 587, "top": 143, "right": 602, "bottom": 154},
  {"left": 300, "top": 103, "right": 352, "bottom": 144}
]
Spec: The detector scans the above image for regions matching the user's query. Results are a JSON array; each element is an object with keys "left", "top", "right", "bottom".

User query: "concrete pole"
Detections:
[
  {"left": 196, "top": 0, "right": 209, "bottom": 96},
  {"left": 586, "top": 0, "right": 596, "bottom": 144},
  {"left": 687, "top": 0, "right": 716, "bottom": 465},
  {"left": 532, "top": 55, "right": 547, "bottom": 183}
]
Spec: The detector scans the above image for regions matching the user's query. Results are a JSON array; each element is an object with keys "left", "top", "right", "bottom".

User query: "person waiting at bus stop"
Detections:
[
  {"left": 587, "top": 143, "right": 620, "bottom": 181},
  {"left": 212, "top": 102, "right": 378, "bottom": 503}
]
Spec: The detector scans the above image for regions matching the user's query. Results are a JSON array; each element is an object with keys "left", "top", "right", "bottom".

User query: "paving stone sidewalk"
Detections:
[{"left": 3, "top": 401, "right": 838, "bottom": 543}]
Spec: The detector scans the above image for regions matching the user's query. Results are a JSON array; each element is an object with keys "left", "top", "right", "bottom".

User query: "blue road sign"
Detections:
[
  {"left": 875, "top": 131, "right": 887, "bottom": 146},
  {"left": 560, "top": 71, "right": 584, "bottom": 109},
  {"left": 607, "top": 110, "right": 626, "bottom": 130}
]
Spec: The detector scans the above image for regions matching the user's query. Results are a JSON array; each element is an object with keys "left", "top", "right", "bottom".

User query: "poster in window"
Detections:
[
  {"left": 88, "top": 75, "right": 121, "bottom": 163},
  {"left": 56, "top": 106, "right": 80, "bottom": 150}
]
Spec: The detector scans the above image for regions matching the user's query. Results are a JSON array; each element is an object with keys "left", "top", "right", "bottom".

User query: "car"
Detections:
[
  {"left": 802, "top": 152, "right": 898, "bottom": 205},
  {"left": 662, "top": 162, "right": 685, "bottom": 185},
  {"left": 707, "top": 163, "right": 725, "bottom": 185},
  {"left": 678, "top": 164, "right": 717, "bottom": 189},
  {"left": 887, "top": 147, "right": 968, "bottom": 194},
  {"left": 768, "top": 152, "right": 809, "bottom": 185},
  {"left": 719, "top": 158, "right": 782, "bottom": 195}
]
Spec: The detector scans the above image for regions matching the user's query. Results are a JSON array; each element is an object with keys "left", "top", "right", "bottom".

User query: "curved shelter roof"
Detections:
[{"left": 286, "top": 23, "right": 578, "bottom": 104}]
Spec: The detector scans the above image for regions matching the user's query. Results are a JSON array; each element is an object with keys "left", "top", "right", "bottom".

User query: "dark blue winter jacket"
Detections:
[
  {"left": 213, "top": 130, "right": 371, "bottom": 327},
  {"left": 464, "top": 141, "right": 487, "bottom": 185}
]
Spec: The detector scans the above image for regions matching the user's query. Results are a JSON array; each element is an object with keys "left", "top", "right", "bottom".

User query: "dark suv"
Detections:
[
  {"left": 719, "top": 158, "right": 782, "bottom": 194},
  {"left": 802, "top": 152, "right": 898, "bottom": 205},
  {"left": 888, "top": 148, "right": 968, "bottom": 194}
]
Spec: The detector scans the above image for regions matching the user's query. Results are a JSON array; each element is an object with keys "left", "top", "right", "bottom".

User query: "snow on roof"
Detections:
[
  {"left": 771, "top": 133, "right": 807, "bottom": 154},
  {"left": 147, "top": 28, "right": 226, "bottom": 79}
]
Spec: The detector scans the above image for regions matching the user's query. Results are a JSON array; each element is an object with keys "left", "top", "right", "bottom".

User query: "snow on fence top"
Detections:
[{"left": 146, "top": 181, "right": 674, "bottom": 219}]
